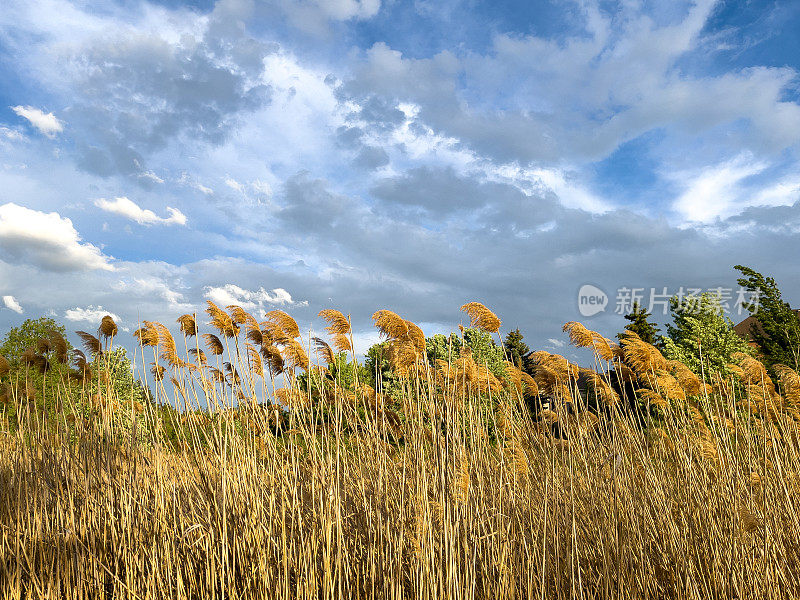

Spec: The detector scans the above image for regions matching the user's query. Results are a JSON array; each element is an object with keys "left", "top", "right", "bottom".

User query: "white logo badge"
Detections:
[{"left": 577, "top": 284, "right": 608, "bottom": 317}]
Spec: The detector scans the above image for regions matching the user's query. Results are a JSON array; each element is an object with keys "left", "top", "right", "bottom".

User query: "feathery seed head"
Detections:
[
  {"left": 75, "top": 331, "right": 102, "bottom": 356},
  {"left": 265, "top": 310, "right": 300, "bottom": 339},
  {"left": 313, "top": 337, "right": 335, "bottom": 365},
  {"left": 99, "top": 315, "right": 118, "bottom": 339},
  {"left": 177, "top": 314, "right": 197, "bottom": 337},
  {"left": 203, "top": 333, "right": 224, "bottom": 356},
  {"left": 460, "top": 302, "right": 501, "bottom": 333},
  {"left": 319, "top": 309, "right": 351, "bottom": 336}
]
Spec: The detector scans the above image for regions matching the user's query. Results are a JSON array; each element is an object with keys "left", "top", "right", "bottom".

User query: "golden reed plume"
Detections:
[
  {"left": 319, "top": 309, "right": 353, "bottom": 352},
  {"left": 319, "top": 309, "right": 351, "bottom": 336},
  {"left": 460, "top": 302, "right": 501, "bottom": 333},
  {"left": 203, "top": 333, "right": 224, "bottom": 356},
  {"left": 313, "top": 337, "right": 335, "bottom": 365},
  {"left": 99, "top": 315, "right": 118, "bottom": 340},
  {"left": 177, "top": 314, "right": 197, "bottom": 337},
  {"left": 282, "top": 339, "right": 309, "bottom": 371},
  {"left": 48, "top": 331, "right": 68, "bottom": 364},
  {"left": 75, "top": 331, "right": 102, "bottom": 356},
  {"left": 227, "top": 305, "right": 257, "bottom": 327},
  {"left": 562, "top": 321, "right": 615, "bottom": 361},
  {"left": 246, "top": 323, "right": 263, "bottom": 346},
  {"left": 372, "top": 310, "right": 409, "bottom": 339},
  {"left": 150, "top": 364, "right": 166, "bottom": 381},
  {"left": 134, "top": 323, "right": 159, "bottom": 347},
  {"left": 206, "top": 301, "right": 239, "bottom": 338},
  {"left": 246, "top": 344, "right": 264, "bottom": 378},
  {"left": 266, "top": 310, "right": 300, "bottom": 340},
  {"left": 774, "top": 365, "right": 800, "bottom": 405},
  {"left": 372, "top": 310, "right": 427, "bottom": 377},
  {"left": 260, "top": 344, "right": 284, "bottom": 375}
]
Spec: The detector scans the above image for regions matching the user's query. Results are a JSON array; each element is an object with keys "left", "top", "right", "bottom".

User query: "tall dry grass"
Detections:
[{"left": 1, "top": 303, "right": 800, "bottom": 599}]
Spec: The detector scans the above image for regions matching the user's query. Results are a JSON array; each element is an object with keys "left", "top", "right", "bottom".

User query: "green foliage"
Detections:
[
  {"left": 364, "top": 341, "right": 398, "bottom": 391},
  {"left": 361, "top": 328, "right": 508, "bottom": 394},
  {"left": 0, "top": 318, "right": 151, "bottom": 441},
  {"left": 661, "top": 292, "right": 753, "bottom": 379},
  {"left": 298, "top": 351, "right": 370, "bottom": 398},
  {"left": 328, "top": 352, "right": 369, "bottom": 389},
  {"left": 619, "top": 301, "right": 661, "bottom": 347},
  {"left": 426, "top": 328, "right": 506, "bottom": 379},
  {"left": 0, "top": 317, "right": 74, "bottom": 415},
  {"left": 92, "top": 348, "right": 149, "bottom": 407},
  {"left": 504, "top": 328, "right": 530, "bottom": 369},
  {"left": 0, "top": 317, "right": 71, "bottom": 364},
  {"left": 735, "top": 265, "right": 800, "bottom": 370},
  {"left": 425, "top": 333, "right": 461, "bottom": 365}
]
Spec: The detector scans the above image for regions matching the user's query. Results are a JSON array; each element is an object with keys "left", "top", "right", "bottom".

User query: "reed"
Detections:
[{"left": 1, "top": 304, "right": 800, "bottom": 598}]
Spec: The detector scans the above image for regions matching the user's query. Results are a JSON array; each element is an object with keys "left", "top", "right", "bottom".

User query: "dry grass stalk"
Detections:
[{"left": 3, "top": 305, "right": 800, "bottom": 600}]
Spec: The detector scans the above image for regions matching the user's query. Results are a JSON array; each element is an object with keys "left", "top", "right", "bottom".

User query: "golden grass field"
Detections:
[{"left": 2, "top": 302, "right": 800, "bottom": 599}]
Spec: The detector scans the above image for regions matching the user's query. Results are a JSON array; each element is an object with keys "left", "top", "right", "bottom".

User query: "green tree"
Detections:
[
  {"left": 298, "top": 351, "right": 370, "bottom": 399},
  {"left": 426, "top": 328, "right": 506, "bottom": 379},
  {"left": 1, "top": 318, "right": 151, "bottom": 440},
  {"left": 619, "top": 301, "right": 661, "bottom": 347},
  {"left": 0, "top": 317, "right": 74, "bottom": 412},
  {"left": 503, "top": 328, "right": 530, "bottom": 369},
  {"left": 661, "top": 292, "right": 753, "bottom": 379},
  {"left": 0, "top": 317, "right": 71, "bottom": 366},
  {"left": 364, "top": 341, "right": 399, "bottom": 391},
  {"left": 734, "top": 265, "right": 800, "bottom": 370},
  {"left": 92, "top": 347, "right": 149, "bottom": 407}
]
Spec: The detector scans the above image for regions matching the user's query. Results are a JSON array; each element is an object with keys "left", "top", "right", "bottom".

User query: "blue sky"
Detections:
[{"left": 0, "top": 0, "right": 799, "bottom": 358}]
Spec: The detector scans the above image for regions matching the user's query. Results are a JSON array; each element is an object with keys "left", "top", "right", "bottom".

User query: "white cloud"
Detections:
[
  {"left": 347, "top": 1, "right": 800, "bottom": 171},
  {"left": 547, "top": 338, "right": 566, "bottom": 348},
  {"left": 279, "top": 0, "right": 381, "bottom": 33},
  {"left": 204, "top": 284, "right": 305, "bottom": 311},
  {"left": 671, "top": 155, "right": 769, "bottom": 222},
  {"left": 178, "top": 172, "right": 213, "bottom": 195},
  {"left": 753, "top": 176, "right": 800, "bottom": 208},
  {"left": 138, "top": 170, "right": 164, "bottom": 184},
  {"left": 64, "top": 305, "right": 120, "bottom": 324},
  {"left": 315, "top": 0, "right": 380, "bottom": 20},
  {"left": 94, "top": 197, "right": 187, "bottom": 226},
  {"left": 250, "top": 179, "right": 273, "bottom": 197},
  {"left": 0, "top": 203, "right": 113, "bottom": 271},
  {"left": 113, "top": 276, "right": 187, "bottom": 307},
  {"left": 225, "top": 177, "right": 244, "bottom": 192},
  {"left": 523, "top": 167, "right": 611, "bottom": 213},
  {"left": 2, "top": 295, "right": 23, "bottom": 314},
  {"left": 11, "top": 105, "right": 63, "bottom": 137},
  {"left": 0, "top": 126, "right": 25, "bottom": 141},
  {"left": 375, "top": 102, "right": 612, "bottom": 213}
]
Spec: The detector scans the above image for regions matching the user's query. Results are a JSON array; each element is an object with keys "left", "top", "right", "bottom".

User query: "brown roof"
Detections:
[{"left": 733, "top": 310, "right": 800, "bottom": 338}]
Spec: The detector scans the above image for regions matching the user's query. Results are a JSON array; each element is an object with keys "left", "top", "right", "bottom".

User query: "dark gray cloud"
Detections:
[
  {"left": 256, "top": 167, "right": 800, "bottom": 350},
  {"left": 353, "top": 145, "right": 389, "bottom": 170},
  {"left": 370, "top": 166, "right": 561, "bottom": 226},
  {"left": 352, "top": 95, "right": 406, "bottom": 131},
  {"left": 65, "top": 3, "right": 275, "bottom": 179},
  {"left": 720, "top": 200, "right": 800, "bottom": 234},
  {"left": 3, "top": 168, "right": 800, "bottom": 361},
  {"left": 335, "top": 126, "right": 365, "bottom": 149}
]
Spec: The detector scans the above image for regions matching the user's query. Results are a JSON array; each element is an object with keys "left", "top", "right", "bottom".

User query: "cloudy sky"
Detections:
[{"left": 0, "top": 0, "right": 799, "bottom": 357}]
